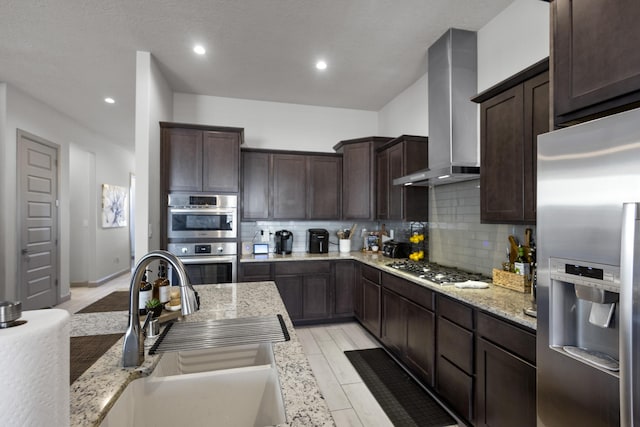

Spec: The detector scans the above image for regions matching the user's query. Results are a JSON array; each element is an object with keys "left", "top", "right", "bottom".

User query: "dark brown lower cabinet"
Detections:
[
  {"left": 437, "top": 356, "right": 474, "bottom": 422},
  {"left": 475, "top": 312, "right": 536, "bottom": 427},
  {"left": 239, "top": 262, "right": 273, "bottom": 282},
  {"left": 380, "top": 288, "right": 405, "bottom": 356},
  {"left": 334, "top": 261, "right": 356, "bottom": 318},
  {"left": 405, "top": 300, "right": 435, "bottom": 387},
  {"left": 361, "top": 278, "right": 381, "bottom": 337},
  {"left": 436, "top": 295, "right": 475, "bottom": 423},
  {"left": 274, "top": 261, "right": 331, "bottom": 324}
]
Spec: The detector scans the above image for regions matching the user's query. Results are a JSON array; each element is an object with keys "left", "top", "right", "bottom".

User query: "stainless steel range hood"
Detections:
[{"left": 394, "top": 28, "right": 478, "bottom": 187}]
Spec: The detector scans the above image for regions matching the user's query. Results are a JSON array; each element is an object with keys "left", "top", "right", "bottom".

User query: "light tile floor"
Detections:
[{"left": 56, "top": 275, "right": 459, "bottom": 426}]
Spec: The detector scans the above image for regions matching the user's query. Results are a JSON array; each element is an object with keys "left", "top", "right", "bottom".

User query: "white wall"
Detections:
[
  {"left": 0, "top": 84, "right": 7, "bottom": 300},
  {"left": 134, "top": 52, "right": 173, "bottom": 261},
  {"left": 377, "top": 73, "right": 428, "bottom": 137},
  {"left": 173, "top": 93, "right": 378, "bottom": 152},
  {"left": 1, "top": 83, "right": 134, "bottom": 301},
  {"left": 477, "top": 0, "right": 550, "bottom": 92}
]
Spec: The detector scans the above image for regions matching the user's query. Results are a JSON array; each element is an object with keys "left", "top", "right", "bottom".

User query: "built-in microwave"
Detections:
[{"left": 167, "top": 194, "right": 237, "bottom": 239}]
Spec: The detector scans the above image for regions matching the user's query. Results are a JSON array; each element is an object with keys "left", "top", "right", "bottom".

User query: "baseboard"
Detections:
[
  {"left": 70, "top": 281, "right": 89, "bottom": 288},
  {"left": 86, "top": 268, "right": 130, "bottom": 288}
]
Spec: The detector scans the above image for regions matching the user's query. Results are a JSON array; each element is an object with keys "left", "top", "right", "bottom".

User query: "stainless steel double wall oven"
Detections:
[{"left": 167, "top": 194, "right": 237, "bottom": 284}]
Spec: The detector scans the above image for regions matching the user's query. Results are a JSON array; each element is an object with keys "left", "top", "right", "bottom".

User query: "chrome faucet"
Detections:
[{"left": 122, "top": 250, "right": 199, "bottom": 367}]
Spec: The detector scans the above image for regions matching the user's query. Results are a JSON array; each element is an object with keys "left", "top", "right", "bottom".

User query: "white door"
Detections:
[{"left": 18, "top": 130, "right": 59, "bottom": 309}]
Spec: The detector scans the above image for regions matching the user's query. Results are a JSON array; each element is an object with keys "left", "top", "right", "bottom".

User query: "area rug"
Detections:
[
  {"left": 344, "top": 348, "right": 456, "bottom": 427},
  {"left": 76, "top": 291, "right": 129, "bottom": 313},
  {"left": 70, "top": 333, "right": 123, "bottom": 384}
]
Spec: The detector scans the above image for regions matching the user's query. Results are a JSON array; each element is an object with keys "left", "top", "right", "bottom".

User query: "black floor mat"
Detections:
[{"left": 345, "top": 348, "right": 456, "bottom": 427}]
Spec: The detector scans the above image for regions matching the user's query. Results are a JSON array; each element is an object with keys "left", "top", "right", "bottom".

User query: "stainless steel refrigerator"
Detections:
[{"left": 537, "top": 107, "right": 640, "bottom": 426}]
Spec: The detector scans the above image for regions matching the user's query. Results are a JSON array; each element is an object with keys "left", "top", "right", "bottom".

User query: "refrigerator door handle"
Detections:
[{"left": 620, "top": 202, "right": 640, "bottom": 427}]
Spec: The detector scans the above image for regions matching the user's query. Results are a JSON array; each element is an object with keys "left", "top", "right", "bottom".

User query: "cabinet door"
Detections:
[
  {"left": 387, "top": 143, "right": 403, "bottom": 220},
  {"left": 553, "top": 0, "right": 640, "bottom": 125},
  {"left": 405, "top": 300, "right": 435, "bottom": 387},
  {"left": 334, "top": 261, "right": 355, "bottom": 318},
  {"left": 302, "top": 275, "right": 330, "bottom": 320},
  {"left": 353, "top": 268, "right": 363, "bottom": 320},
  {"left": 523, "top": 71, "right": 549, "bottom": 223},
  {"left": 202, "top": 131, "right": 239, "bottom": 193},
  {"left": 376, "top": 150, "right": 388, "bottom": 219},
  {"left": 380, "top": 289, "right": 406, "bottom": 357},
  {"left": 166, "top": 128, "right": 203, "bottom": 192},
  {"left": 308, "top": 155, "right": 341, "bottom": 219},
  {"left": 361, "top": 278, "right": 380, "bottom": 337},
  {"left": 342, "top": 143, "right": 375, "bottom": 220},
  {"left": 272, "top": 154, "right": 306, "bottom": 219},
  {"left": 480, "top": 84, "right": 525, "bottom": 223},
  {"left": 403, "top": 139, "right": 429, "bottom": 221},
  {"left": 274, "top": 276, "right": 303, "bottom": 320},
  {"left": 476, "top": 338, "right": 536, "bottom": 427},
  {"left": 437, "top": 356, "right": 474, "bottom": 422},
  {"left": 241, "top": 151, "right": 270, "bottom": 220}
]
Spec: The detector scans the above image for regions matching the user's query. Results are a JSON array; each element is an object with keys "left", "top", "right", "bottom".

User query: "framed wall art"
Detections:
[{"left": 101, "top": 184, "right": 128, "bottom": 228}]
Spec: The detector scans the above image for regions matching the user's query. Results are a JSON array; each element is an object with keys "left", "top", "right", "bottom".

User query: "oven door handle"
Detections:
[
  {"left": 169, "top": 208, "right": 235, "bottom": 215},
  {"left": 177, "top": 256, "right": 237, "bottom": 265}
]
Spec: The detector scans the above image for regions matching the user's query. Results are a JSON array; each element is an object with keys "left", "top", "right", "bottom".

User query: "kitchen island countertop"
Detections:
[
  {"left": 70, "top": 281, "right": 333, "bottom": 427},
  {"left": 241, "top": 251, "right": 536, "bottom": 331}
]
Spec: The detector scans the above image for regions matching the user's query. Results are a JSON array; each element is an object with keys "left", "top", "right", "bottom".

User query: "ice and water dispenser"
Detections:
[{"left": 549, "top": 258, "right": 620, "bottom": 374}]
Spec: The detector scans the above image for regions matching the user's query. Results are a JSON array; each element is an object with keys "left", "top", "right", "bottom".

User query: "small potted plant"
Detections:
[{"left": 145, "top": 298, "right": 163, "bottom": 318}]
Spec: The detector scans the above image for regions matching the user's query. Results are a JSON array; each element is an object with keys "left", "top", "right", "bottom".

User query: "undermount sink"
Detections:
[
  {"left": 101, "top": 344, "right": 286, "bottom": 427},
  {"left": 151, "top": 343, "right": 275, "bottom": 377}
]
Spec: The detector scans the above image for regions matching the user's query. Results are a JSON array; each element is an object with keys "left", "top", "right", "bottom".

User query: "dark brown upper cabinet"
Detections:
[
  {"left": 472, "top": 59, "right": 549, "bottom": 224},
  {"left": 334, "top": 137, "right": 392, "bottom": 220},
  {"left": 553, "top": 0, "right": 640, "bottom": 127},
  {"left": 376, "top": 135, "right": 429, "bottom": 221},
  {"left": 241, "top": 149, "right": 342, "bottom": 221},
  {"left": 160, "top": 122, "right": 243, "bottom": 194}
]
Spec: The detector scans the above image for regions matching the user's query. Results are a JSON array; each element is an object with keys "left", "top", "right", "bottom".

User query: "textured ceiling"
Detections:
[{"left": 0, "top": 0, "right": 513, "bottom": 149}]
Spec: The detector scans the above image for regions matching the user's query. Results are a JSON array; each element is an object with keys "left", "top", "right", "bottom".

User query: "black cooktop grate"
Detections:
[{"left": 387, "top": 260, "right": 489, "bottom": 285}]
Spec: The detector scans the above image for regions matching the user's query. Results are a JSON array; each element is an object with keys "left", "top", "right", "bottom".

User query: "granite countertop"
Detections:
[
  {"left": 70, "top": 282, "right": 333, "bottom": 427},
  {"left": 241, "top": 251, "right": 537, "bottom": 331}
]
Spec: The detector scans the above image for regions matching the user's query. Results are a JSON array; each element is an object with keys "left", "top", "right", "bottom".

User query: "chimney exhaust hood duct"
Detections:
[{"left": 394, "top": 28, "right": 479, "bottom": 187}]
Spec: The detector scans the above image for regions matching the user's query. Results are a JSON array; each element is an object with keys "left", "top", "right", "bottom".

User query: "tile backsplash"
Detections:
[
  {"left": 240, "top": 219, "right": 417, "bottom": 254},
  {"left": 428, "top": 179, "right": 534, "bottom": 277},
  {"left": 240, "top": 179, "right": 529, "bottom": 277}
]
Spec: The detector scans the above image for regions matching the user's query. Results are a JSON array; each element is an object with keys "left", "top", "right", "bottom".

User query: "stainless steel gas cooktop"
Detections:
[{"left": 387, "top": 260, "right": 490, "bottom": 285}]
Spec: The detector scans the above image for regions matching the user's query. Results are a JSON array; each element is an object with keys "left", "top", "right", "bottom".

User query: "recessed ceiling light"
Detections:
[
  {"left": 104, "top": 97, "right": 115, "bottom": 104},
  {"left": 193, "top": 45, "right": 206, "bottom": 55},
  {"left": 316, "top": 60, "right": 327, "bottom": 70}
]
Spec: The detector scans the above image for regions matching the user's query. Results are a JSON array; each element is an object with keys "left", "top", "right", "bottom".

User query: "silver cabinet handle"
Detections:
[{"left": 620, "top": 202, "right": 640, "bottom": 427}]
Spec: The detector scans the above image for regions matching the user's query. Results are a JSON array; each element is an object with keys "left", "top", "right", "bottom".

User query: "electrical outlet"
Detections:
[{"left": 261, "top": 230, "right": 269, "bottom": 243}]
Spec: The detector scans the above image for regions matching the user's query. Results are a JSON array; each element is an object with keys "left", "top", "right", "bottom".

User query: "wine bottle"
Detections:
[{"left": 514, "top": 245, "right": 530, "bottom": 278}]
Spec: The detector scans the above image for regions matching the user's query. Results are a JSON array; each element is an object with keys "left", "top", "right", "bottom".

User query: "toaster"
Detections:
[{"left": 382, "top": 241, "right": 411, "bottom": 258}]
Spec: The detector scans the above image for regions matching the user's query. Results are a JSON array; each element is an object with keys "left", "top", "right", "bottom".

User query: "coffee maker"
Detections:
[{"left": 274, "top": 230, "right": 293, "bottom": 254}]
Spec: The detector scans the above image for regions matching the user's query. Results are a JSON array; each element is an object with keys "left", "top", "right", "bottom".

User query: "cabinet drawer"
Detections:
[
  {"left": 361, "top": 264, "right": 381, "bottom": 284},
  {"left": 382, "top": 272, "right": 433, "bottom": 311},
  {"left": 438, "top": 317, "right": 474, "bottom": 374},
  {"left": 241, "top": 263, "right": 272, "bottom": 278},
  {"left": 438, "top": 295, "right": 474, "bottom": 330},
  {"left": 275, "top": 261, "right": 330, "bottom": 275},
  {"left": 477, "top": 312, "right": 536, "bottom": 365},
  {"left": 437, "top": 356, "right": 474, "bottom": 422}
]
